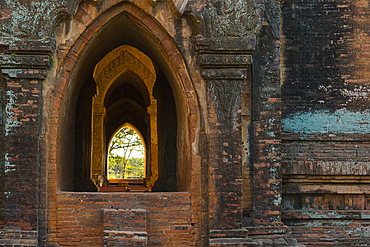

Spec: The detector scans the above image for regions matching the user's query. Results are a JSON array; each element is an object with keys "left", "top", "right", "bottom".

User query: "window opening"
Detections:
[{"left": 108, "top": 125, "right": 146, "bottom": 183}]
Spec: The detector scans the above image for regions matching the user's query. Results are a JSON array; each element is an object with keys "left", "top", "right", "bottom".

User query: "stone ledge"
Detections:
[
  {"left": 103, "top": 231, "right": 147, "bottom": 247},
  {"left": 103, "top": 230, "right": 148, "bottom": 238},
  {"left": 199, "top": 54, "right": 252, "bottom": 68},
  {"left": 210, "top": 229, "right": 249, "bottom": 239},
  {"left": 245, "top": 226, "right": 289, "bottom": 236},
  {"left": 9, "top": 39, "right": 54, "bottom": 53},
  {"left": 0, "top": 54, "right": 50, "bottom": 69}
]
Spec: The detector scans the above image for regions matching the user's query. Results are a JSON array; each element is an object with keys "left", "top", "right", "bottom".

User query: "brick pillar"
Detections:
[
  {"left": 247, "top": 15, "right": 286, "bottom": 233},
  {"left": 249, "top": 16, "right": 284, "bottom": 231},
  {"left": 0, "top": 39, "right": 53, "bottom": 244},
  {"left": 92, "top": 103, "right": 106, "bottom": 189},
  {"left": 196, "top": 35, "right": 257, "bottom": 246}
]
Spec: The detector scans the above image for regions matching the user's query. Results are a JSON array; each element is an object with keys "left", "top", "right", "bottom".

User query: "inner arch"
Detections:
[
  {"left": 91, "top": 44, "right": 158, "bottom": 189},
  {"left": 107, "top": 124, "right": 146, "bottom": 181},
  {"left": 58, "top": 6, "right": 195, "bottom": 193}
]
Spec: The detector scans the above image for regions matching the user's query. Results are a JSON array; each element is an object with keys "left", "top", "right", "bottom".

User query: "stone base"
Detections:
[{"left": 251, "top": 237, "right": 305, "bottom": 247}]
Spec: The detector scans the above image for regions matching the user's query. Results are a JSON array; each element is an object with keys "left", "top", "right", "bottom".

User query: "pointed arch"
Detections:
[
  {"left": 91, "top": 45, "right": 158, "bottom": 188},
  {"left": 107, "top": 123, "right": 147, "bottom": 181},
  {"left": 46, "top": 2, "right": 201, "bottom": 244}
]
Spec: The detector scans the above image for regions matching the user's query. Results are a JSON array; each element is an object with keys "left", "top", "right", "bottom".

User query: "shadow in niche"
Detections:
[
  {"left": 74, "top": 76, "right": 97, "bottom": 192},
  {"left": 73, "top": 70, "right": 178, "bottom": 192},
  {"left": 152, "top": 71, "right": 177, "bottom": 192},
  {"left": 103, "top": 75, "right": 150, "bottom": 187}
]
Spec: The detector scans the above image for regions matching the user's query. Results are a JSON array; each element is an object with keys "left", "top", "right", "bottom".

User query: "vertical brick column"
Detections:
[
  {"left": 249, "top": 8, "right": 285, "bottom": 231},
  {"left": 196, "top": 35, "right": 257, "bottom": 245},
  {"left": 0, "top": 39, "right": 53, "bottom": 244}
]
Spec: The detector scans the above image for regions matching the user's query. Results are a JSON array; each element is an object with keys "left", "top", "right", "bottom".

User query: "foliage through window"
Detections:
[{"left": 108, "top": 126, "right": 145, "bottom": 180}]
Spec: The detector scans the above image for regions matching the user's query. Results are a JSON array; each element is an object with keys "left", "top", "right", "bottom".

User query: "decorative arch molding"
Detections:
[
  {"left": 91, "top": 45, "right": 158, "bottom": 189},
  {"left": 49, "top": 1, "right": 199, "bottom": 117},
  {"left": 165, "top": 0, "right": 190, "bottom": 17},
  {"left": 47, "top": 2, "right": 200, "bottom": 145},
  {"left": 0, "top": 0, "right": 190, "bottom": 40},
  {"left": 46, "top": 2, "right": 200, "bottom": 244},
  {"left": 0, "top": 0, "right": 74, "bottom": 39},
  {"left": 93, "top": 45, "right": 156, "bottom": 103}
]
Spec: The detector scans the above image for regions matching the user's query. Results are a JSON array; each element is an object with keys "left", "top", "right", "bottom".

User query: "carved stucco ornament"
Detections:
[
  {"left": 0, "top": 0, "right": 192, "bottom": 41},
  {"left": 0, "top": 1, "right": 11, "bottom": 20},
  {"left": 169, "top": 0, "right": 190, "bottom": 16},
  {"left": 201, "top": 0, "right": 261, "bottom": 37},
  {"left": 196, "top": 0, "right": 260, "bottom": 132},
  {"left": 0, "top": 0, "right": 71, "bottom": 40},
  {"left": 209, "top": 80, "right": 242, "bottom": 133},
  {"left": 264, "top": 0, "right": 280, "bottom": 40},
  {"left": 148, "top": 0, "right": 189, "bottom": 17}
]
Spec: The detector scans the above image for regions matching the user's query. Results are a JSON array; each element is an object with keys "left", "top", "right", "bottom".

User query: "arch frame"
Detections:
[
  {"left": 44, "top": 0, "right": 201, "bottom": 244},
  {"left": 92, "top": 45, "right": 158, "bottom": 189}
]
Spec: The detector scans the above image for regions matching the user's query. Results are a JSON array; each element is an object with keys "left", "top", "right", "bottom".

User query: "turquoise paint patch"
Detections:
[
  {"left": 5, "top": 89, "right": 20, "bottom": 136},
  {"left": 282, "top": 110, "right": 370, "bottom": 134}
]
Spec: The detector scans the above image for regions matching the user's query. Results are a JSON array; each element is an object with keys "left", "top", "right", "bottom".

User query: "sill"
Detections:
[
  {"left": 99, "top": 186, "right": 150, "bottom": 192},
  {"left": 109, "top": 178, "right": 145, "bottom": 184}
]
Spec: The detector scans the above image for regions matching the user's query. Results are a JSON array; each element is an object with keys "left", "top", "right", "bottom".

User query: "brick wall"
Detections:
[
  {"left": 281, "top": 0, "right": 370, "bottom": 136},
  {"left": 281, "top": 0, "right": 370, "bottom": 244},
  {"left": 2, "top": 0, "right": 370, "bottom": 245},
  {"left": 281, "top": 0, "right": 370, "bottom": 114},
  {"left": 53, "top": 192, "right": 194, "bottom": 246}
]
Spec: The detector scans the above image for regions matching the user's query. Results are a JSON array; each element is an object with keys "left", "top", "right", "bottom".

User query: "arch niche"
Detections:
[
  {"left": 50, "top": 3, "right": 199, "bottom": 193},
  {"left": 92, "top": 45, "right": 158, "bottom": 189}
]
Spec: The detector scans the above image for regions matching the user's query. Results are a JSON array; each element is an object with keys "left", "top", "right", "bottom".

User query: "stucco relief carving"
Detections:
[
  {"left": 201, "top": 0, "right": 261, "bottom": 37},
  {"left": 195, "top": 1, "right": 260, "bottom": 132},
  {"left": 265, "top": 0, "right": 280, "bottom": 40},
  {"left": 208, "top": 80, "right": 242, "bottom": 133},
  {"left": 0, "top": 0, "right": 190, "bottom": 40},
  {"left": 196, "top": 35, "right": 254, "bottom": 133},
  {"left": 0, "top": 0, "right": 72, "bottom": 40}
]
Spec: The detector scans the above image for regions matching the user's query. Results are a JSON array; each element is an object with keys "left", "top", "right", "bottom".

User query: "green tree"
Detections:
[
  {"left": 108, "top": 126, "right": 144, "bottom": 179},
  {"left": 126, "top": 157, "right": 145, "bottom": 178}
]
